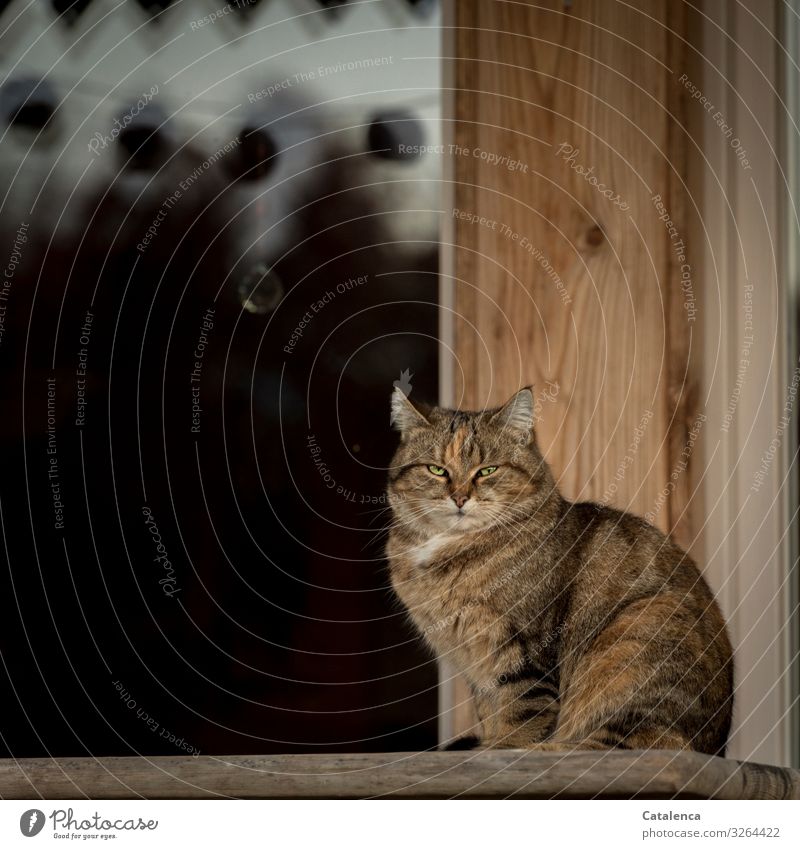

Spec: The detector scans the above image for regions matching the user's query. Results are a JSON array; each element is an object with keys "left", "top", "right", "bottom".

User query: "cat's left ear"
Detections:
[
  {"left": 391, "top": 387, "right": 430, "bottom": 439},
  {"left": 492, "top": 386, "right": 535, "bottom": 442}
]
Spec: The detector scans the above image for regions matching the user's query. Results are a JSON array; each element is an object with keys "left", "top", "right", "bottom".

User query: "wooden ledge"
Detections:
[{"left": 1, "top": 750, "right": 798, "bottom": 799}]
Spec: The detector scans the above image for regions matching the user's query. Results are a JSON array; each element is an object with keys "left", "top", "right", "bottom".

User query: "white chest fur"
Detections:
[{"left": 407, "top": 533, "right": 453, "bottom": 568}]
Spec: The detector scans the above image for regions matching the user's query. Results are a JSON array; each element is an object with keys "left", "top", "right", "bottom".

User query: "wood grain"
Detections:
[
  {"left": 447, "top": 0, "right": 698, "bottom": 735},
  {"left": 0, "top": 751, "right": 797, "bottom": 799}
]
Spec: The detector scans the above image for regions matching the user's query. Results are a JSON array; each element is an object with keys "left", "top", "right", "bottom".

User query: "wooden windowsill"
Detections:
[{"left": 1, "top": 750, "right": 798, "bottom": 799}]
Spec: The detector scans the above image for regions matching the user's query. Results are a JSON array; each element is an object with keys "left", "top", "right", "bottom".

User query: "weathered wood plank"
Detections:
[{"left": 0, "top": 751, "right": 798, "bottom": 799}]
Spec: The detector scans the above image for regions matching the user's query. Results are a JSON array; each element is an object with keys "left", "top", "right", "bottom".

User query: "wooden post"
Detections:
[{"left": 443, "top": 0, "right": 696, "bottom": 738}]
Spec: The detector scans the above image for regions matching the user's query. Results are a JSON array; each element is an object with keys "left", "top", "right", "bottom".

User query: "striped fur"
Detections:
[{"left": 386, "top": 388, "right": 733, "bottom": 754}]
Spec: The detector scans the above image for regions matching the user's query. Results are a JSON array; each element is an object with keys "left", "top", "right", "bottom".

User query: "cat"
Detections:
[{"left": 386, "top": 386, "right": 733, "bottom": 754}]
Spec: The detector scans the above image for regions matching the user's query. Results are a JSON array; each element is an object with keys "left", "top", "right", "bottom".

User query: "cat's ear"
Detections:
[
  {"left": 391, "top": 387, "right": 430, "bottom": 438},
  {"left": 492, "top": 387, "right": 535, "bottom": 441}
]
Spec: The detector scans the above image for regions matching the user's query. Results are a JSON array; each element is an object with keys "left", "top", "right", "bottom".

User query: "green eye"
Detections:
[
  {"left": 477, "top": 466, "right": 498, "bottom": 477},
  {"left": 428, "top": 465, "right": 448, "bottom": 477}
]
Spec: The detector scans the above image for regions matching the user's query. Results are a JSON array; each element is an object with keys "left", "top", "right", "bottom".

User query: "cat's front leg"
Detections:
[{"left": 478, "top": 688, "right": 560, "bottom": 749}]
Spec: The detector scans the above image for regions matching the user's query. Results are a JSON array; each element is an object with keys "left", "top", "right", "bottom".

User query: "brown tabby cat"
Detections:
[{"left": 386, "top": 387, "right": 733, "bottom": 754}]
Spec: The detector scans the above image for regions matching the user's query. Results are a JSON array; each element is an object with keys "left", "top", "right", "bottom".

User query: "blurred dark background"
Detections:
[{"left": 0, "top": 0, "right": 441, "bottom": 756}]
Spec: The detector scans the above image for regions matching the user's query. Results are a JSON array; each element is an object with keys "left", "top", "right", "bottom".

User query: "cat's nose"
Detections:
[{"left": 451, "top": 494, "right": 469, "bottom": 509}]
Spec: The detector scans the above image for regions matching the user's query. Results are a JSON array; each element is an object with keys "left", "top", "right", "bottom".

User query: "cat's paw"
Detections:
[
  {"left": 440, "top": 734, "right": 482, "bottom": 751},
  {"left": 525, "top": 739, "right": 612, "bottom": 752},
  {"left": 480, "top": 737, "right": 611, "bottom": 751}
]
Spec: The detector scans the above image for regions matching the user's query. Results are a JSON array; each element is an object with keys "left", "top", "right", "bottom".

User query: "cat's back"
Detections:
[
  {"left": 561, "top": 500, "right": 727, "bottom": 647},
  {"left": 559, "top": 501, "right": 710, "bottom": 603}
]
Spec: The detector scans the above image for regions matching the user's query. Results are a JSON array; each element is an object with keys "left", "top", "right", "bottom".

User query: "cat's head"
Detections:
[{"left": 387, "top": 387, "right": 554, "bottom": 536}]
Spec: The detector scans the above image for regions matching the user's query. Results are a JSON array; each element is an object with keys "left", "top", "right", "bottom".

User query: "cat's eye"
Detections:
[
  {"left": 427, "top": 464, "right": 448, "bottom": 477},
  {"left": 477, "top": 466, "right": 498, "bottom": 477}
]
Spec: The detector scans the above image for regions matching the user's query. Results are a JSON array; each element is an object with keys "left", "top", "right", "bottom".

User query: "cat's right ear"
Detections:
[
  {"left": 391, "top": 387, "right": 430, "bottom": 438},
  {"left": 492, "top": 386, "right": 535, "bottom": 443}
]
